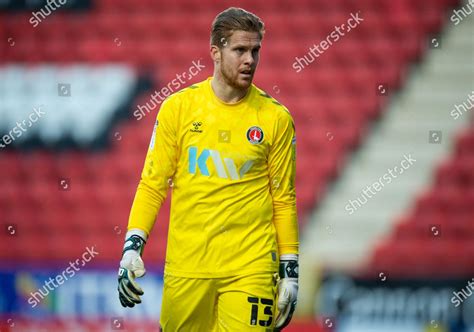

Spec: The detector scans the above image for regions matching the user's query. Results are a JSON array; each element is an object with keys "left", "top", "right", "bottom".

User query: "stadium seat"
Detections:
[{"left": 367, "top": 125, "right": 474, "bottom": 278}]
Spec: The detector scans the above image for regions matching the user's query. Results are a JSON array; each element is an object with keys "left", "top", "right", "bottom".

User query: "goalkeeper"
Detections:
[{"left": 118, "top": 7, "right": 299, "bottom": 331}]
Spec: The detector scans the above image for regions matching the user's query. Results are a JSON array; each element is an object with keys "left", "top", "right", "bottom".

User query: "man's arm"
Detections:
[
  {"left": 118, "top": 96, "right": 179, "bottom": 308},
  {"left": 268, "top": 108, "right": 299, "bottom": 330},
  {"left": 128, "top": 96, "right": 179, "bottom": 235},
  {"left": 268, "top": 109, "right": 299, "bottom": 255}
]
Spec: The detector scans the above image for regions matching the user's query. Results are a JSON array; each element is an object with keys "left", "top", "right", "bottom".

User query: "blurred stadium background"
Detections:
[{"left": 1, "top": 0, "right": 473, "bottom": 331}]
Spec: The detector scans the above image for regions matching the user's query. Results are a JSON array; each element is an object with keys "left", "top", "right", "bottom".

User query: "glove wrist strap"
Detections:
[
  {"left": 123, "top": 234, "right": 146, "bottom": 256},
  {"left": 279, "top": 258, "right": 299, "bottom": 279}
]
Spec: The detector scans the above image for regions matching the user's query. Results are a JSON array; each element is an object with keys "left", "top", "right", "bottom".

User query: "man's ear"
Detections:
[{"left": 210, "top": 45, "right": 221, "bottom": 63}]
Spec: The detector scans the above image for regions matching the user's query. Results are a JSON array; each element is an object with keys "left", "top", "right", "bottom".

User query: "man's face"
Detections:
[{"left": 216, "top": 30, "right": 261, "bottom": 90}]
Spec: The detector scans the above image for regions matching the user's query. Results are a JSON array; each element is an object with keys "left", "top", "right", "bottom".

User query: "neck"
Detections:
[{"left": 210, "top": 74, "right": 249, "bottom": 104}]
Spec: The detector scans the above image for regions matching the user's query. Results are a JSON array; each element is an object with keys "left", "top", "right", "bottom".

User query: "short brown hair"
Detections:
[{"left": 211, "top": 7, "right": 265, "bottom": 48}]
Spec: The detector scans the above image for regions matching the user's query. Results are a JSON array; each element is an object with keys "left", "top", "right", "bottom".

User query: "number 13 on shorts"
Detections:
[{"left": 247, "top": 296, "right": 274, "bottom": 327}]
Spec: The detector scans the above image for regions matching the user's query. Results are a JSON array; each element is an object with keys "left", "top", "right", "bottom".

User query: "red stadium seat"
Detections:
[
  {"left": 368, "top": 124, "right": 474, "bottom": 278},
  {"left": 456, "top": 129, "right": 474, "bottom": 157}
]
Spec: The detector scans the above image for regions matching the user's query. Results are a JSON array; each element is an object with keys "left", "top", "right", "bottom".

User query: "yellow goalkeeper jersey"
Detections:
[{"left": 128, "top": 77, "right": 298, "bottom": 278}]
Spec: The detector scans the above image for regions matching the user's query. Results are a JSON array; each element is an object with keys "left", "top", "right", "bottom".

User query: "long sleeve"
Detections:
[
  {"left": 268, "top": 109, "right": 299, "bottom": 255},
  {"left": 127, "top": 97, "right": 179, "bottom": 235}
]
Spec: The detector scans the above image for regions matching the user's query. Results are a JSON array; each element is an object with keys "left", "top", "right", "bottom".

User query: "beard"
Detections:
[{"left": 220, "top": 58, "right": 253, "bottom": 90}]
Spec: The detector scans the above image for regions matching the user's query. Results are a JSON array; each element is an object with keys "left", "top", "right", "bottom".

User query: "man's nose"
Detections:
[{"left": 243, "top": 51, "right": 255, "bottom": 65}]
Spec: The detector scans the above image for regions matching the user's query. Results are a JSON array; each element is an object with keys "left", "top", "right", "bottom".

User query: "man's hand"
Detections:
[
  {"left": 118, "top": 230, "right": 147, "bottom": 308},
  {"left": 275, "top": 254, "right": 298, "bottom": 330}
]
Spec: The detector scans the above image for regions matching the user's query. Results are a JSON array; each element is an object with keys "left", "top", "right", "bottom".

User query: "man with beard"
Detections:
[{"left": 117, "top": 7, "right": 299, "bottom": 331}]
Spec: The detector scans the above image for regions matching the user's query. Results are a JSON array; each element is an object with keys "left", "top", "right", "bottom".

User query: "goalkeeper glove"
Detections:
[
  {"left": 275, "top": 254, "right": 299, "bottom": 330},
  {"left": 118, "top": 229, "right": 147, "bottom": 308}
]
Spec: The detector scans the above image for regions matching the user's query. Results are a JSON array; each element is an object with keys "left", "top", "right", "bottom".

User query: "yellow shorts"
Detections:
[{"left": 159, "top": 273, "right": 278, "bottom": 331}]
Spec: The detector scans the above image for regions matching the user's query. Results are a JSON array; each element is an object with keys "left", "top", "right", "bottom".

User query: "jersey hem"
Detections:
[{"left": 164, "top": 264, "right": 278, "bottom": 278}]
